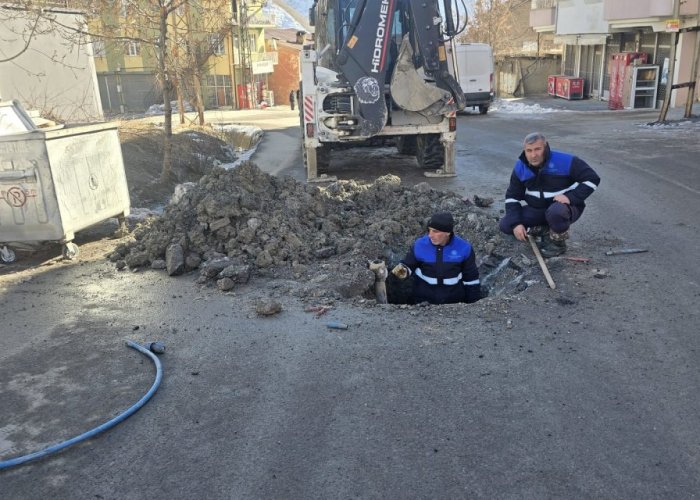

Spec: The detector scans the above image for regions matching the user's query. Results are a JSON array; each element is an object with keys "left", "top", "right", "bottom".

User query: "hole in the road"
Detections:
[{"left": 381, "top": 254, "right": 526, "bottom": 305}]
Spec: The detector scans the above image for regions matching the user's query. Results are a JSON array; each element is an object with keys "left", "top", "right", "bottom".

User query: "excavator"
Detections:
[{"left": 299, "top": 0, "right": 467, "bottom": 180}]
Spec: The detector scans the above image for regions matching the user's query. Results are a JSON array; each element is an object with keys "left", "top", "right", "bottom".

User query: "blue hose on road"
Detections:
[{"left": 0, "top": 340, "right": 162, "bottom": 470}]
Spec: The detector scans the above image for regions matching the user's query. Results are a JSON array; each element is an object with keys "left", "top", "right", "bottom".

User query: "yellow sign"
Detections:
[{"left": 666, "top": 19, "right": 680, "bottom": 32}]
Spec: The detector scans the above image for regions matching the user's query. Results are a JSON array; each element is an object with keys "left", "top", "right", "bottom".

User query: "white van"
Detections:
[{"left": 452, "top": 43, "right": 495, "bottom": 114}]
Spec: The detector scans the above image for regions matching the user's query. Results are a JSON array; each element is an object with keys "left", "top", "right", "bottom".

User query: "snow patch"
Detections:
[
  {"left": 638, "top": 119, "right": 700, "bottom": 131},
  {"left": 491, "top": 99, "right": 563, "bottom": 114},
  {"left": 220, "top": 143, "right": 259, "bottom": 170}
]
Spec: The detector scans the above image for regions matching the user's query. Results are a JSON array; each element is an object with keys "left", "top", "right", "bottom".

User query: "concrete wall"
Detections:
[
  {"left": 557, "top": 0, "right": 607, "bottom": 35},
  {"left": 0, "top": 10, "right": 103, "bottom": 122},
  {"left": 604, "top": 0, "right": 699, "bottom": 18},
  {"left": 496, "top": 56, "right": 561, "bottom": 96},
  {"left": 604, "top": 0, "right": 672, "bottom": 19},
  {"left": 530, "top": 7, "right": 556, "bottom": 28}
]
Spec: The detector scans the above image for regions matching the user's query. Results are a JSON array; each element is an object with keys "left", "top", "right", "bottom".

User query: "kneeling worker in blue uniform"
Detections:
[
  {"left": 392, "top": 212, "right": 482, "bottom": 305},
  {"left": 499, "top": 132, "right": 601, "bottom": 257}
]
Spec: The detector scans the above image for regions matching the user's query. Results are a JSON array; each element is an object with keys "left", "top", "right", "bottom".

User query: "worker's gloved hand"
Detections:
[{"left": 391, "top": 263, "right": 409, "bottom": 279}]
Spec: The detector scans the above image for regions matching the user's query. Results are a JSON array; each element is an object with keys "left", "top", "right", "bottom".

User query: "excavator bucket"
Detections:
[{"left": 390, "top": 35, "right": 456, "bottom": 115}]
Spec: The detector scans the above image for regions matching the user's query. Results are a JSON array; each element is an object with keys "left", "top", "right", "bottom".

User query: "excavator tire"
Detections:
[
  {"left": 416, "top": 134, "right": 445, "bottom": 170},
  {"left": 395, "top": 135, "right": 418, "bottom": 155}
]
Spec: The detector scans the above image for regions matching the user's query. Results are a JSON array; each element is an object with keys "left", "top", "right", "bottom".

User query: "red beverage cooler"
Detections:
[
  {"left": 547, "top": 75, "right": 559, "bottom": 96},
  {"left": 555, "top": 76, "right": 584, "bottom": 100},
  {"left": 609, "top": 52, "right": 648, "bottom": 110}
]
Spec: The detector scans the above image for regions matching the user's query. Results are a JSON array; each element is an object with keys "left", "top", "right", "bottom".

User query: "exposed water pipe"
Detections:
[{"left": 369, "top": 259, "right": 388, "bottom": 304}]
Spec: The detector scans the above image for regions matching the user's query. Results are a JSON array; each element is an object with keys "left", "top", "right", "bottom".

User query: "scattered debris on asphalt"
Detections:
[
  {"left": 326, "top": 321, "right": 349, "bottom": 330},
  {"left": 605, "top": 248, "right": 648, "bottom": 256}
]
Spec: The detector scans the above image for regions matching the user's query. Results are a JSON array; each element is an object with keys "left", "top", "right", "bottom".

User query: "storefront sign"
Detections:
[
  {"left": 252, "top": 60, "right": 274, "bottom": 75},
  {"left": 665, "top": 19, "right": 680, "bottom": 32}
]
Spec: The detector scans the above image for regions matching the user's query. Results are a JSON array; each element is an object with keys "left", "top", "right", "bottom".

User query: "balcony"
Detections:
[
  {"left": 603, "top": 0, "right": 699, "bottom": 32},
  {"left": 251, "top": 51, "right": 278, "bottom": 65},
  {"left": 247, "top": 11, "right": 276, "bottom": 27},
  {"left": 234, "top": 51, "right": 278, "bottom": 66},
  {"left": 604, "top": 0, "right": 698, "bottom": 20},
  {"left": 604, "top": 0, "right": 671, "bottom": 20}
]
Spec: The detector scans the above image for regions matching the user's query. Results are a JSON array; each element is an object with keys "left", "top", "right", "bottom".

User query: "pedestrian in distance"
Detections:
[
  {"left": 498, "top": 132, "right": 601, "bottom": 257},
  {"left": 289, "top": 89, "right": 296, "bottom": 110},
  {"left": 392, "top": 212, "right": 481, "bottom": 305}
]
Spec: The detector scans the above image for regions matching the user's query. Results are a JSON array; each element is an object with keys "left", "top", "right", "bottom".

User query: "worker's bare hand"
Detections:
[
  {"left": 553, "top": 194, "right": 570, "bottom": 204},
  {"left": 513, "top": 224, "right": 528, "bottom": 241}
]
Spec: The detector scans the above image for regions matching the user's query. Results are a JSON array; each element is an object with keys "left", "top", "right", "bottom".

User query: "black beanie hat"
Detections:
[{"left": 428, "top": 212, "right": 454, "bottom": 233}]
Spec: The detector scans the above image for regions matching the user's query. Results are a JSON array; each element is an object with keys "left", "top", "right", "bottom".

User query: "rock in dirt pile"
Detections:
[{"left": 112, "top": 162, "right": 522, "bottom": 301}]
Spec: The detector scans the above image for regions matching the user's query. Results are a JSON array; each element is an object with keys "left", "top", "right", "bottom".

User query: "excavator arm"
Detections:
[
  {"left": 335, "top": 0, "right": 466, "bottom": 137},
  {"left": 335, "top": 0, "right": 398, "bottom": 136}
]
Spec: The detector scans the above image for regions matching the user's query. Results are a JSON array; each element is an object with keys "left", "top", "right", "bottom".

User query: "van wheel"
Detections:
[
  {"left": 479, "top": 105, "right": 489, "bottom": 115},
  {"left": 396, "top": 135, "right": 417, "bottom": 155},
  {"left": 416, "top": 134, "right": 444, "bottom": 170}
]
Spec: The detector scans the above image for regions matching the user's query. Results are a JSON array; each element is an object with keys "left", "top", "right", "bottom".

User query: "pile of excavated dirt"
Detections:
[
  {"left": 119, "top": 122, "right": 238, "bottom": 207},
  {"left": 111, "top": 162, "right": 530, "bottom": 302}
]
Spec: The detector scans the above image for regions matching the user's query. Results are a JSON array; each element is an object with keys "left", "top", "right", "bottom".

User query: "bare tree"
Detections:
[
  {"left": 461, "top": 0, "right": 532, "bottom": 55},
  {"left": 171, "top": 0, "right": 233, "bottom": 126},
  {"left": 87, "top": 0, "right": 234, "bottom": 181},
  {"left": 2, "top": 0, "right": 233, "bottom": 182}
]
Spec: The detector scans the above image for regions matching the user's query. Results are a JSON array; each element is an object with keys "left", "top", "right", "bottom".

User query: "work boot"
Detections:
[
  {"left": 539, "top": 230, "right": 569, "bottom": 258},
  {"left": 528, "top": 225, "right": 549, "bottom": 242}
]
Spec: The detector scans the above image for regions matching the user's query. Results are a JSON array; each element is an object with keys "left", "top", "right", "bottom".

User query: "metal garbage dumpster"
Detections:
[{"left": 0, "top": 101, "right": 130, "bottom": 262}]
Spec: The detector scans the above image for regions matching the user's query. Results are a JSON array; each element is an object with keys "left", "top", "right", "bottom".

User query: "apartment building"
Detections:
[
  {"left": 263, "top": 28, "right": 307, "bottom": 108},
  {"left": 92, "top": 1, "right": 278, "bottom": 113},
  {"left": 531, "top": 0, "right": 700, "bottom": 107}
]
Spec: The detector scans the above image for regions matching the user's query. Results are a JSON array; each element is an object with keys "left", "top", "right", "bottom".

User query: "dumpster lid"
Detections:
[{"left": 0, "top": 100, "right": 37, "bottom": 136}]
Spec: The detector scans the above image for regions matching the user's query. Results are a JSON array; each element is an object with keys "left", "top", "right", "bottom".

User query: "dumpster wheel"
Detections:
[
  {"left": 62, "top": 242, "right": 80, "bottom": 260},
  {"left": 1, "top": 245, "right": 16, "bottom": 264}
]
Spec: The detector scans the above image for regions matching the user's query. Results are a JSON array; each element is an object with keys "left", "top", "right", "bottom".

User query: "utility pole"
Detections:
[
  {"left": 657, "top": 0, "right": 681, "bottom": 122},
  {"left": 238, "top": 1, "right": 253, "bottom": 108},
  {"left": 682, "top": 22, "right": 700, "bottom": 118}
]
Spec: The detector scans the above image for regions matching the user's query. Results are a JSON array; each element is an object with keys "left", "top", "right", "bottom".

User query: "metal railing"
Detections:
[
  {"left": 234, "top": 51, "right": 278, "bottom": 66},
  {"left": 251, "top": 51, "right": 278, "bottom": 64}
]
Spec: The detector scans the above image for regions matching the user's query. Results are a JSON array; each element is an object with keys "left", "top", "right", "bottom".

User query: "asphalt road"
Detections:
[{"left": 1, "top": 101, "right": 699, "bottom": 498}]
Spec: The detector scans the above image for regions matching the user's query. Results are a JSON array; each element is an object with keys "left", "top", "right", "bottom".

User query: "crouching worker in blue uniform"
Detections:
[
  {"left": 499, "top": 132, "right": 601, "bottom": 257},
  {"left": 391, "top": 212, "right": 481, "bottom": 305}
]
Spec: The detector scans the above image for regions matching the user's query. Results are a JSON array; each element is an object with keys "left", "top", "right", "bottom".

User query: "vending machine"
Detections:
[{"left": 609, "top": 52, "right": 648, "bottom": 110}]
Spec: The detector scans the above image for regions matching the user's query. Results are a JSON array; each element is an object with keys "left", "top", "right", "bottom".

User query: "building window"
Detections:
[
  {"left": 126, "top": 41, "right": 141, "bottom": 57},
  {"left": 205, "top": 74, "right": 233, "bottom": 107},
  {"left": 93, "top": 39, "right": 106, "bottom": 57},
  {"left": 210, "top": 35, "right": 225, "bottom": 56}
]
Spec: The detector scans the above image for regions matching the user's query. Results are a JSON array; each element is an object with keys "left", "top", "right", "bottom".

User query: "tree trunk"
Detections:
[
  {"left": 193, "top": 67, "right": 205, "bottom": 125},
  {"left": 159, "top": 4, "right": 173, "bottom": 183},
  {"left": 177, "top": 76, "right": 186, "bottom": 125},
  {"left": 184, "top": 0, "right": 206, "bottom": 126}
]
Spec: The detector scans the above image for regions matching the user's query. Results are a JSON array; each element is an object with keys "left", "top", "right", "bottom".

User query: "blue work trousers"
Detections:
[{"left": 499, "top": 202, "right": 582, "bottom": 235}]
